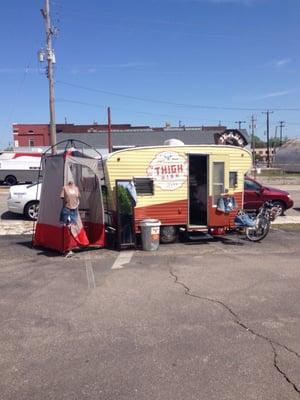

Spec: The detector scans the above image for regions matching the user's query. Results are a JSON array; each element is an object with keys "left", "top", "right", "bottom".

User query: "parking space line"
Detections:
[
  {"left": 84, "top": 253, "right": 96, "bottom": 289},
  {"left": 111, "top": 251, "right": 134, "bottom": 270}
]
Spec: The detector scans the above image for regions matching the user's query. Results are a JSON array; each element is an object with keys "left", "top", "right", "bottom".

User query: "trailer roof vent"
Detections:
[{"left": 164, "top": 138, "right": 185, "bottom": 146}]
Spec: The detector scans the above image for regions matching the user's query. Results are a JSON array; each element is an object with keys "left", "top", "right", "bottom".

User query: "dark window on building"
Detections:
[
  {"left": 133, "top": 178, "right": 154, "bottom": 195},
  {"left": 29, "top": 139, "right": 34, "bottom": 147},
  {"left": 28, "top": 130, "right": 34, "bottom": 133},
  {"left": 229, "top": 172, "right": 238, "bottom": 188}
]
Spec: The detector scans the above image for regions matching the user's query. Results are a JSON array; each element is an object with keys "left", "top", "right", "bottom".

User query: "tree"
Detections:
[
  {"left": 4, "top": 142, "right": 13, "bottom": 151},
  {"left": 255, "top": 153, "right": 263, "bottom": 162},
  {"left": 269, "top": 137, "right": 281, "bottom": 147},
  {"left": 251, "top": 135, "right": 265, "bottom": 149},
  {"left": 270, "top": 136, "right": 289, "bottom": 148}
]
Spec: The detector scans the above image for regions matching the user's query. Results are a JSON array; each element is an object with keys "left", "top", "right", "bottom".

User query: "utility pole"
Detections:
[
  {"left": 250, "top": 115, "right": 256, "bottom": 167},
  {"left": 107, "top": 107, "right": 112, "bottom": 153},
  {"left": 235, "top": 120, "right": 246, "bottom": 130},
  {"left": 41, "top": 0, "right": 57, "bottom": 154},
  {"left": 262, "top": 110, "right": 274, "bottom": 168},
  {"left": 278, "top": 121, "right": 285, "bottom": 146}
]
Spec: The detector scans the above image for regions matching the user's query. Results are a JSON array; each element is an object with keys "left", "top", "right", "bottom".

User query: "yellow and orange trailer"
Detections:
[{"left": 104, "top": 144, "right": 252, "bottom": 247}]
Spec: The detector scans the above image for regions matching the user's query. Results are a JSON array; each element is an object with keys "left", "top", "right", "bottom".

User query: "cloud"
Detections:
[
  {"left": 201, "top": 0, "right": 254, "bottom": 3},
  {"left": 70, "top": 68, "right": 79, "bottom": 75},
  {"left": 172, "top": 0, "right": 259, "bottom": 4},
  {"left": 253, "top": 88, "right": 299, "bottom": 100},
  {"left": 274, "top": 58, "right": 291, "bottom": 68},
  {"left": 109, "top": 61, "right": 156, "bottom": 68},
  {"left": 65, "top": 62, "right": 156, "bottom": 75},
  {"left": 0, "top": 67, "right": 39, "bottom": 74}
]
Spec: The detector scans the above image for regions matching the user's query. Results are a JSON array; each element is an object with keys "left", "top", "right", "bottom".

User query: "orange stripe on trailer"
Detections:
[
  {"left": 208, "top": 192, "right": 243, "bottom": 228},
  {"left": 134, "top": 199, "right": 188, "bottom": 228}
]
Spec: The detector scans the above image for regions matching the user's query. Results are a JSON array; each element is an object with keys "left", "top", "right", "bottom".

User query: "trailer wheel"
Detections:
[
  {"left": 5, "top": 175, "right": 17, "bottom": 186},
  {"left": 160, "top": 225, "right": 178, "bottom": 244}
]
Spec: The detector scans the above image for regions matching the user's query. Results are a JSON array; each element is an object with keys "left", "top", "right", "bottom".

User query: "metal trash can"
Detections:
[{"left": 140, "top": 219, "right": 161, "bottom": 251}]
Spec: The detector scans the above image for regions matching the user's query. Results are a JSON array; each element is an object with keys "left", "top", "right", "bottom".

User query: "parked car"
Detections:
[
  {"left": 6, "top": 177, "right": 293, "bottom": 221},
  {"left": 7, "top": 183, "right": 41, "bottom": 220},
  {"left": 244, "top": 176, "right": 294, "bottom": 216}
]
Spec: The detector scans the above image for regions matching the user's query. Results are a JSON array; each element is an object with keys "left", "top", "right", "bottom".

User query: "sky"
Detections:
[{"left": 0, "top": 0, "right": 300, "bottom": 148}]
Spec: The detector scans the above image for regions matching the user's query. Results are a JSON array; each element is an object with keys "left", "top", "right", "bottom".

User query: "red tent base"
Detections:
[{"left": 33, "top": 223, "right": 105, "bottom": 253}]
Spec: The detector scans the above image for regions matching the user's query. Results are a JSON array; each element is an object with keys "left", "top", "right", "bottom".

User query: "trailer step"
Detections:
[{"left": 188, "top": 233, "right": 213, "bottom": 241}]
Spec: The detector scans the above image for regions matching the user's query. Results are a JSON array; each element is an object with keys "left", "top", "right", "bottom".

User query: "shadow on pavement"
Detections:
[
  {"left": 16, "top": 240, "right": 62, "bottom": 258},
  {"left": 184, "top": 235, "right": 246, "bottom": 247},
  {"left": 1, "top": 211, "right": 26, "bottom": 221},
  {"left": 213, "top": 236, "right": 246, "bottom": 246}
]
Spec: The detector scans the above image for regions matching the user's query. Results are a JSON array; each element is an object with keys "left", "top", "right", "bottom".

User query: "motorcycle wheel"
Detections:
[{"left": 246, "top": 216, "right": 270, "bottom": 242}]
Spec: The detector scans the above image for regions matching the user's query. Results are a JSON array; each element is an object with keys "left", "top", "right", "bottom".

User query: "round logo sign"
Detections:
[
  {"left": 218, "top": 130, "right": 246, "bottom": 147},
  {"left": 147, "top": 151, "right": 187, "bottom": 190}
]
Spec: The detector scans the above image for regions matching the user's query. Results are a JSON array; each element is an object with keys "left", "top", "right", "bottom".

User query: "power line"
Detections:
[
  {"left": 262, "top": 110, "right": 274, "bottom": 168},
  {"left": 41, "top": 0, "right": 57, "bottom": 154},
  {"left": 250, "top": 115, "right": 256, "bottom": 167},
  {"left": 56, "top": 80, "right": 300, "bottom": 112},
  {"left": 235, "top": 120, "right": 246, "bottom": 129},
  {"left": 6, "top": 60, "right": 32, "bottom": 126},
  {"left": 56, "top": 98, "right": 199, "bottom": 118},
  {"left": 278, "top": 121, "right": 285, "bottom": 146},
  {"left": 55, "top": 98, "right": 233, "bottom": 124}
]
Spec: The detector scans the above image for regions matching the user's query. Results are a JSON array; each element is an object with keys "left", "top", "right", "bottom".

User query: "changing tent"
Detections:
[{"left": 33, "top": 146, "right": 105, "bottom": 253}]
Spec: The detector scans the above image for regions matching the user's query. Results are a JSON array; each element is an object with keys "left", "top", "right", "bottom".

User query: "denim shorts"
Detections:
[{"left": 59, "top": 207, "right": 78, "bottom": 225}]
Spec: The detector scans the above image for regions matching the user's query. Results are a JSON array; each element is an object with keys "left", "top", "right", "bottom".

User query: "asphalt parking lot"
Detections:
[{"left": 1, "top": 229, "right": 300, "bottom": 400}]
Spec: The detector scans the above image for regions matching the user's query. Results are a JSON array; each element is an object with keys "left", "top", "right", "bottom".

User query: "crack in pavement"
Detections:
[{"left": 170, "top": 267, "right": 300, "bottom": 396}]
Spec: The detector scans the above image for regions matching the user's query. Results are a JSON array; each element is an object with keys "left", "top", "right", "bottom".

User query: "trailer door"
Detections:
[
  {"left": 188, "top": 154, "right": 208, "bottom": 226},
  {"left": 209, "top": 155, "right": 230, "bottom": 225}
]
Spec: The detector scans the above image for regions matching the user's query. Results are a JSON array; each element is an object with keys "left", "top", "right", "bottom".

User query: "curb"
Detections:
[
  {"left": 272, "top": 217, "right": 300, "bottom": 225},
  {"left": 271, "top": 224, "right": 300, "bottom": 231}
]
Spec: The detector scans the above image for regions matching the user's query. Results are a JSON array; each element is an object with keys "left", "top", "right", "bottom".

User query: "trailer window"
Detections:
[
  {"left": 229, "top": 172, "right": 238, "bottom": 188},
  {"left": 212, "top": 162, "right": 224, "bottom": 204},
  {"left": 134, "top": 177, "right": 154, "bottom": 195}
]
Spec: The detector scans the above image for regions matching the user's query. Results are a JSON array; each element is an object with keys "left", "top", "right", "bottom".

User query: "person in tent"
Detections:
[{"left": 60, "top": 181, "right": 81, "bottom": 225}]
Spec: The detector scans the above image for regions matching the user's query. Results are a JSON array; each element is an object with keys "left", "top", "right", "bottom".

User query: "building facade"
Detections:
[
  {"left": 13, "top": 124, "right": 50, "bottom": 148},
  {"left": 12, "top": 123, "right": 149, "bottom": 148},
  {"left": 253, "top": 147, "right": 276, "bottom": 164},
  {"left": 12, "top": 123, "right": 250, "bottom": 151}
]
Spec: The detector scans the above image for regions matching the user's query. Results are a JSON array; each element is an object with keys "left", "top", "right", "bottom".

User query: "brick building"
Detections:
[
  {"left": 12, "top": 123, "right": 149, "bottom": 148},
  {"left": 13, "top": 124, "right": 50, "bottom": 147}
]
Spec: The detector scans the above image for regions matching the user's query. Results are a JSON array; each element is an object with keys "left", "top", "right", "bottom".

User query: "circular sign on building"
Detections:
[
  {"left": 147, "top": 151, "right": 188, "bottom": 191},
  {"left": 217, "top": 130, "right": 247, "bottom": 147}
]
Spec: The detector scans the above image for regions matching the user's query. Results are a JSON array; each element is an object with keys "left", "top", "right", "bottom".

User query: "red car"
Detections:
[{"left": 244, "top": 176, "right": 294, "bottom": 216}]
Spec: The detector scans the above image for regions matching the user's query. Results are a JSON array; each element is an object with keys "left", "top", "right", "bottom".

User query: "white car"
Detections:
[{"left": 7, "top": 183, "right": 41, "bottom": 220}]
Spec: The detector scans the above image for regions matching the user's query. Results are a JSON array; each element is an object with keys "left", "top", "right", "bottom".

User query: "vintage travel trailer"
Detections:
[{"left": 104, "top": 144, "right": 252, "bottom": 247}]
